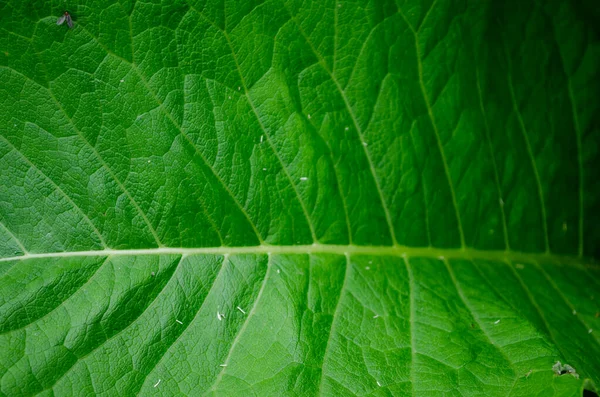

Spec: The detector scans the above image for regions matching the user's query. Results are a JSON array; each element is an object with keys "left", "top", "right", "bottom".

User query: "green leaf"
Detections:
[{"left": 1, "top": 0, "right": 599, "bottom": 396}]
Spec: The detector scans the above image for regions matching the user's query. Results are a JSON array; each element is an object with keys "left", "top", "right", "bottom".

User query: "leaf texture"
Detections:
[{"left": 1, "top": 0, "right": 599, "bottom": 395}]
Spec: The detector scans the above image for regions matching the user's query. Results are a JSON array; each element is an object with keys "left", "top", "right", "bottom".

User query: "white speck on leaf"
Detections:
[
  {"left": 175, "top": 319, "right": 183, "bottom": 325},
  {"left": 552, "top": 361, "right": 562, "bottom": 375},
  {"left": 228, "top": 96, "right": 231, "bottom": 99},
  {"left": 345, "top": 127, "right": 349, "bottom": 131},
  {"left": 376, "top": 380, "right": 381, "bottom": 387},
  {"left": 300, "top": 177, "right": 308, "bottom": 181},
  {"left": 307, "top": 114, "right": 311, "bottom": 119},
  {"left": 494, "top": 319, "right": 500, "bottom": 325},
  {"left": 589, "top": 329, "right": 593, "bottom": 334},
  {"left": 438, "top": 256, "right": 445, "bottom": 260},
  {"left": 217, "top": 311, "right": 225, "bottom": 321},
  {"left": 262, "top": 168, "right": 267, "bottom": 171},
  {"left": 238, "top": 86, "right": 241, "bottom": 91},
  {"left": 572, "top": 309, "right": 577, "bottom": 315},
  {"left": 365, "top": 266, "right": 370, "bottom": 270},
  {"left": 219, "top": 364, "right": 227, "bottom": 367},
  {"left": 237, "top": 306, "right": 246, "bottom": 314},
  {"left": 373, "top": 314, "right": 380, "bottom": 319},
  {"left": 120, "top": 79, "right": 124, "bottom": 83},
  {"left": 277, "top": 269, "right": 281, "bottom": 274},
  {"left": 153, "top": 379, "right": 161, "bottom": 388},
  {"left": 362, "top": 141, "right": 368, "bottom": 146}
]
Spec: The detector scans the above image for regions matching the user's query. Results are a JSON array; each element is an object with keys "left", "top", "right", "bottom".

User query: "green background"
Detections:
[{"left": 1, "top": 0, "right": 599, "bottom": 395}]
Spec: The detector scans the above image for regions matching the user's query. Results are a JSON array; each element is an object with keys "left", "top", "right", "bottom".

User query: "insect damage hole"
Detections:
[{"left": 552, "top": 361, "right": 579, "bottom": 379}]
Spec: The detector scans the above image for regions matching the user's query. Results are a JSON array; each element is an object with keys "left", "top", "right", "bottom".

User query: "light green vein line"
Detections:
[
  {"left": 503, "top": 44, "right": 550, "bottom": 253},
  {"left": 443, "top": 258, "right": 516, "bottom": 376},
  {"left": 328, "top": 1, "right": 352, "bottom": 243},
  {"left": 506, "top": 260, "right": 571, "bottom": 365},
  {"left": 0, "top": 220, "right": 28, "bottom": 255},
  {"left": 416, "top": 0, "right": 439, "bottom": 33},
  {"left": 333, "top": 1, "right": 338, "bottom": 74},
  {"left": 0, "top": 134, "right": 108, "bottom": 249},
  {"left": 338, "top": 11, "right": 397, "bottom": 92},
  {"left": 317, "top": 252, "right": 350, "bottom": 394},
  {"left": 548, "top": 20, "right": 584, "bottom": 257},
  {"left": 403, "top": 256, "right": 416, "bottom": 396},
  {"left": 475, "top": 66, "right": 509, "bottom": 250},
  {"left": 566, "top": 82, "right": 584, "bottom": 257},
  {"left": 398, "top": 8, "right": 465, "bottom": 248},
  {"left": 5, "top": 30, "right": 32, "bottom": 42},
  {"left": 534, "top": 260, "right": 600, "bottom": 346},
  {"left": 136, "top": 254, "right": 226, "bottom": 396},
  {"left": 207, "top": 254, "right": 271, "bottom": 393},
  {"left": 283, "top": 7, "right": 398, "bottom": 245},
  {"left": 320, "top": 131, "right": 353, "bottom": 244},
  {"left": 408, "top": 122, "right": 432, "bottom": 246},
  {"left": 1, "top": 245, "right": 595, "bottom": 267}
]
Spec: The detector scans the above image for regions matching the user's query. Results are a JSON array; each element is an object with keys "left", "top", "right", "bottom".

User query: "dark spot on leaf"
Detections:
[{"left": 584, "top": 389, "right": 599, "bottom": 397}]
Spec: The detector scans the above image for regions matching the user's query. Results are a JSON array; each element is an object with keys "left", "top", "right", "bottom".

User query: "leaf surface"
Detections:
[{"left": 1, "top": 0, "right": 599, "bottom": 395}]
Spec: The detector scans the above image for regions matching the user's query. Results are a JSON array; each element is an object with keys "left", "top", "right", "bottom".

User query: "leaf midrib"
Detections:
[{"left": 0, "top": 245, "right": 594, "bottom": 267}]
